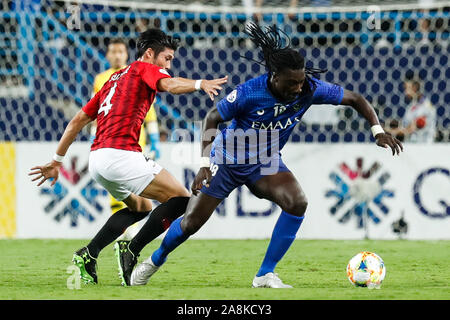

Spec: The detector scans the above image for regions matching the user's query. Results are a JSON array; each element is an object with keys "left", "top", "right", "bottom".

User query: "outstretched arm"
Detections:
[
  {"left": 386, "top": 121, "right": 416, "bottom": 138},
  {"left": 341, "top": 90, "right": 403, "bottom": 156},
  {"left": 191, "top": 107, "right": 225, "bottom": 195},
  {"left": 157, "top": 76, "right": 228, "bottom": 101},
  {"left": 29, "top": 110, "right": 93, "bottom": 186},
  {"left": 55, "top": 110, "right": 93, "bottom": 158}
]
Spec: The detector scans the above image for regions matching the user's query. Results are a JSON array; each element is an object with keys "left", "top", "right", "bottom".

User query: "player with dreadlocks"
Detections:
[{"left": 119, "top": 23, "right": 403, "bottom": 288}]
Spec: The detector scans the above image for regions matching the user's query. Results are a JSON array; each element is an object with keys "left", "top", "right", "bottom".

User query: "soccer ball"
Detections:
[{"left": 347, "top": 251, "right": 386, "bottom": 289}]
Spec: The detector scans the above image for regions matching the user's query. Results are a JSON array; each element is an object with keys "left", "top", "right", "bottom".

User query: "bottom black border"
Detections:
[{"left": 1, "top": 299, "right": 448, "bottom": 318}]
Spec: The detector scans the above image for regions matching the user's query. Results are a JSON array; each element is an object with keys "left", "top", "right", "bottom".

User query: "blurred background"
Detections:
[
  {"left": 0, "top": 0, "right": 448, "bottom": 143},
  {"left": 0, "top": 0, "right": 449, "bottom": 240}
]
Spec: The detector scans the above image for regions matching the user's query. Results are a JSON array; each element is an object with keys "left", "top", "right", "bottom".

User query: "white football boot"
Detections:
[
  {"left": 130, "top": 256, "right": 160, "bottom": 286},
  {"left": 252, "top": 272, "right": 293, "bottom": 288}
]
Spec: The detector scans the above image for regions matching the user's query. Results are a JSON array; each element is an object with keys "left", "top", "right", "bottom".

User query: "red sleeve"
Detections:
[
  {"left": 81, "top": 91, "right": 101, "bottom": 119},
  {"left": 139, "top": 63, "right": 171, "bottom": 91}
]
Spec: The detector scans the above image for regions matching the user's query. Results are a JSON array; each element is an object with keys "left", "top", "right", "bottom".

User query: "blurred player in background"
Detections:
[
  {"left": 123, "top": 23, "right": 403, "bottom": 288},
  {"left": 387, "top": 76, "right": 436, "bottom": 143},
  {"left": 92, "top": 38, "right": 162, "bottom": 238},
  {"left": 29, "top": 29, "right": 227, "bottom": 284}
]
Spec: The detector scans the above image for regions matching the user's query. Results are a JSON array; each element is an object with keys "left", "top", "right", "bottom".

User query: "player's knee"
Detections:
[
  {"left": 282, "top": 194, "right": 308, "bottom": 217},
  {"left": 169, "top": 188, "right": 191, "bottom": 199},
  {"left": 124, "top": 195, "right": 152, "bottom": 213},
  {"left": 159, "top": 187, "right": 191, "bottom": 203},
  {"left": 138, "top": 200, "right": 153, "bottom": 213}
]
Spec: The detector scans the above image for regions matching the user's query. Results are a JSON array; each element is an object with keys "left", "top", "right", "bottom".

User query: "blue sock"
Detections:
[
  {"left": 151, "top": 217, "right": 189, "bottom": 267},
  {"left": 256, "top": 210, "right": 304, "bottom": 277}
]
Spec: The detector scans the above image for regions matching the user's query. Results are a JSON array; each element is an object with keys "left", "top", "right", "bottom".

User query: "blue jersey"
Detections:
[{"left": 211, "top": 73, "right": 344, "bottom": 165}]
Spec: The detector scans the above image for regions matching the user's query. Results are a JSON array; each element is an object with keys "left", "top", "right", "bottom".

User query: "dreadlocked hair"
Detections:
[{"left": 244, "top": 22, "right": 327, "bottom": 95}]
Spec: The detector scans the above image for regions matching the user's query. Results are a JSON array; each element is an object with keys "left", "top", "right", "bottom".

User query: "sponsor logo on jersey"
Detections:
[
  {"left": 251, "top": 116, "right": 301, "bottom": 130},
  {"left": 292, "top": 102, "right": 304, "bottom": 112}
]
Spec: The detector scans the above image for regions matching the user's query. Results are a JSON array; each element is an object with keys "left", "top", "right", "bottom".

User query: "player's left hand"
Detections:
[
  {"left": 375, "top": 132, "right": 404, "bottom": 156},
  {"left": 29, "top": 160, "right": 62, "bottom": 186},
  {"left": 191, "top": 167, "right": 213, "bottom": 196}
]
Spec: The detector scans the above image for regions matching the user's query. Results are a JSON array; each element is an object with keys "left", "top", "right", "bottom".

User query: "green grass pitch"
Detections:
[{"left": 0, "top": 239, "right": 448, "bottom": 300}]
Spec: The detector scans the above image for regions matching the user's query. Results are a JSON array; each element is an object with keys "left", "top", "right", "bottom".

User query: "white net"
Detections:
[{"left": 0, "top": 0, "right": 449, "bottom": 143}]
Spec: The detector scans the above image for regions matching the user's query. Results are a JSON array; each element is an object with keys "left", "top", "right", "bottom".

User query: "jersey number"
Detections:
[
  {"left": 98, "top": 82, "right": 117, "bottom": 116},
  {"left": 210, "top": 163, "right": 219, "bottom": 177}
]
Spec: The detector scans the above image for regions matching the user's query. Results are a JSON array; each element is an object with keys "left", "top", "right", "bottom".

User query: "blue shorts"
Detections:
[{"left": 200, "top": 157, "right": 291, "bottom": 199}]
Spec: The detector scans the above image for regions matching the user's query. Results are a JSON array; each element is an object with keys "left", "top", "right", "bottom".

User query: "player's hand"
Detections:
[
  {"left": 375, "top": 132, "right": 404, "bottom": 156},
  {"left": 191, "top": 167, "right": 213, "bottom": 196},
  {"left": 29, "top": 160, "right": 62, "bottom": 187},
  {"left": 201, "top": 76, "right": 228, "bottom": 101}
]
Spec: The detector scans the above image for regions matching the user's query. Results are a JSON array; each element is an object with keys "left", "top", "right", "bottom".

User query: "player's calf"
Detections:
[
  {"left": 180, "top": 213, "right": 207, "bottom": 236},
  {"left": 179, "top": 192, "right": 222, "bottom": 236}
]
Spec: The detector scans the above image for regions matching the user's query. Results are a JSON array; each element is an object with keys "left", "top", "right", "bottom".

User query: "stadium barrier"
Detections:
[{"left": 3, "top": 141, "right": 449, "bottom": 240}]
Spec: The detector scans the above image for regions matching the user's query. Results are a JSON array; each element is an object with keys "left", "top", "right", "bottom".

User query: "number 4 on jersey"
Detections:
[{"left": 98, "top": 82, "right": 117, "bottom": 116}]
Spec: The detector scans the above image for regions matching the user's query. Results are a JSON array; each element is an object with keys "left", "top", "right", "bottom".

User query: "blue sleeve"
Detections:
[
  {"left": 312, "top": 79, "right": 344, "bottom": 105},
  {"left": 216, "top": 86, "right": 244, "bottom": 121}
]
